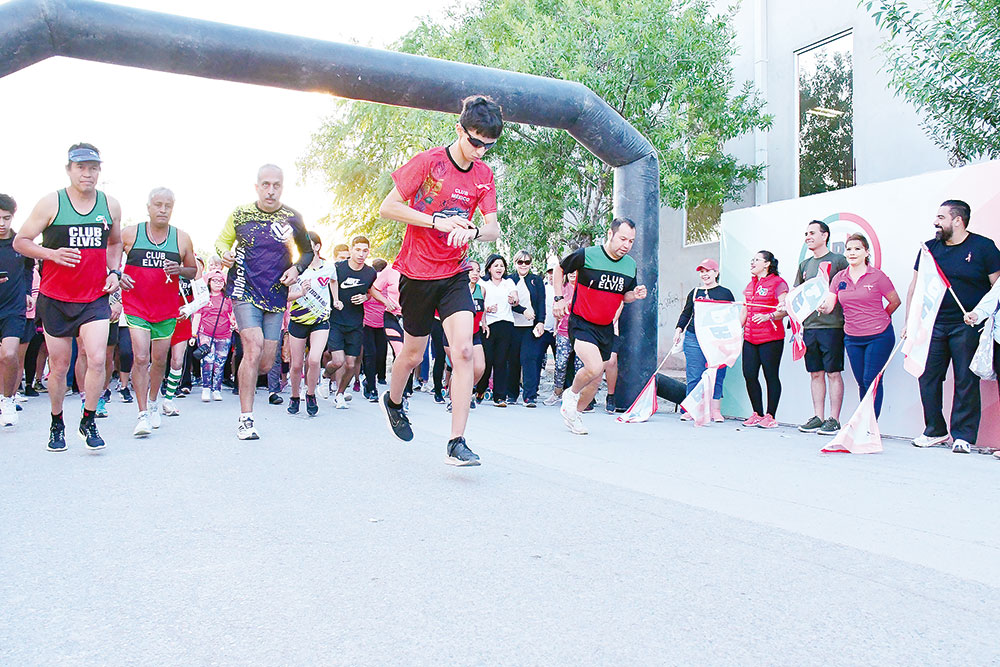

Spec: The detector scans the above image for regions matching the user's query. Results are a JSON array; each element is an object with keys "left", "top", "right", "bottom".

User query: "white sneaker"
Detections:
[
  {"left": 952, "top": 439, "right": 971, "bottom": 454},
  {"left": 560, "top": 389, "right": 579, "bottom": 421},
  {"left": 334, "top": 393, "right": 348, "bottom": 409},
  {"left": 912, "top": 433, "right": 949, "bottom": 448},
  {"left": 14, "top": 392, "right": 27, "bottom": 404},
  {"left": 212, "top": 390, "right": 223, "bottom": 401},
  {"left": 542, "top": 393, "right": 560, "bottom": 407},
  {"left": 161, "top": 398, "right": 180, "bottom": 417},
  {"left": 202, "top": 388, "right": 211, "bottom": 402},
  {"left": 237, "top": 416, "right": 259, "bottom": 440},
  {"left": 0, "top": 396, "right": 18, "bottom": 426},
  {"left": 133, "top": 411, "right": 152, "bottom": 437},
  {"left": 148, "top": 403, "right": 162, "bottom": 429},
  {"left": 564, "top": 412, "right": 588, "bottom": 435},
  {"left": 317, "top": 380, "right": 330, "bottom": 400}
]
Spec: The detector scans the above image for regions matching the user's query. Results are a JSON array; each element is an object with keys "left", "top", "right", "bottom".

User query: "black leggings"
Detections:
[
  {"left": 478, "top": 320, "right": 513, "bottom": 400},
  {"left": 24, "top": 330, "right": 45, "bottom": 387},
  {"left": 117, "top": 325, "right": 134, "bottom": 373},
  {"left": 431, "top": 319, "right": 447, "bottom": 395},
  {"left": 742, "top": 339, "right": 783, "bottom": 417}
]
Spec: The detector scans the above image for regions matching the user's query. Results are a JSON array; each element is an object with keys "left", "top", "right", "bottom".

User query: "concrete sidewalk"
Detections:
[{"left": 1, "top": 385, "right": 997, "bottom": 665}]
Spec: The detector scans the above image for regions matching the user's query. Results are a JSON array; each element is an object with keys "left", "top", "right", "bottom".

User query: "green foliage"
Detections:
[
  {"left": 299, "top": 0, "right": 771, "bottom": 259},
  {"left": 863, "top": 0, "right": 1000, "bottom": 165},
  {"left": 798, "top": 48, "right": 854, "bottom": 196}
]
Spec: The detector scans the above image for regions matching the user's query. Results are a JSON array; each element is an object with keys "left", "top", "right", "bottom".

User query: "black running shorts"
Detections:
[
  {"left": 399, "top": 271, "right": 474, "bottom": 338},
  {"left": 327, "top": 321, "right": 362, "bottom": 357},
  {"left": 568, "top": 313, "right": 615, "bottom": 362},
  {"left": 37, "top": 294, "right": 111, "bottom": 339}
]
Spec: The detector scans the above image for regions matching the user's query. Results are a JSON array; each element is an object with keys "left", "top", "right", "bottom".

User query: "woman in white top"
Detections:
[
  {"left": 964, "top": 279, "right": 1000, "bottom": 461},
  {"left": 477, "top": 254, "right": 518, "bottom": 407}
]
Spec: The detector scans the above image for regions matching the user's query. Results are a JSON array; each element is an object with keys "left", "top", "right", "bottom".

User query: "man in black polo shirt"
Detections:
[
  {"left": 0, "top": 194, "right": 33, "bottom": 427},
  {"left": 906, "top": 199, "right": 1000, "bottom": 454}
]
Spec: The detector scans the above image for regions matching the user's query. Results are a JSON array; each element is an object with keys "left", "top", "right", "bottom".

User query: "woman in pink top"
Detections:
[
  {"left": 821, "top": 234, "right": 900, "bottom": 417},
  {"left": 741, "top": 251, "right": 788, "bottom": 428},
  {"left": 194, "top": 270, "right": 235, "bottom": 401},
  {"left": 362, "top": 259, "right": 390, "bottom": 400},
  {"left": 543, "top": 271, "right": 579, "bottom": 406}
]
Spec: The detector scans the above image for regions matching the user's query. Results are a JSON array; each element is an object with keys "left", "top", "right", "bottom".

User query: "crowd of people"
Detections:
[
  {"left": 0, "top": 95, "right": 650, "bottom": 466},
  {"left": 674, "top": 211, "right": 1000, "bottom": 460},
  {"left": 5, "top": 94, "right": 993, "bottom": 465}
]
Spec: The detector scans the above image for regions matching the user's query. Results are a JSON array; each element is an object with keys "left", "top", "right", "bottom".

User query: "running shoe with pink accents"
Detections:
[
  {"left": 742, "top": 413, "right": 763, "bottom": 427},
  {"left": 758, "top": 414, "right": 778, "bottom": 428}
]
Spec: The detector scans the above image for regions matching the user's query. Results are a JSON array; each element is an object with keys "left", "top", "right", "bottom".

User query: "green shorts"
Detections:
[{"left": 125, "top": 314, "right": 177, "bottom": 340}]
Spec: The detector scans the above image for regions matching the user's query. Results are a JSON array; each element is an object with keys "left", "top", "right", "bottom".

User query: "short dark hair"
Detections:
[
  {"left": 460, "top": 95, "right": 503, "bottom": 139},
  {"left": 0, "top": 193, "right": 15, "bottom": 214},
  {"left": 333, "top": 243, "right": 349, "bottom": 255},
  {"left": 372, "top": 258, "right": 388, "bottom": 272},
  {"left": 66, "top": 142, "right": 100, "bottom": 167},
  {"left": 610, "top": 217, "right": 636, "bottom": 234},
  {"left": 351, "top": 235, "right": 370, "bottom": 247},
  {"left": 307, "top": 231, "right": 322, "bottom": 246},
  {"left": 941, "top": 199, "right": 971, "bottom": 227},
  {"left": 845, "top": 233, "right": 871, "bottom": 265},
  {"left": 808, "top": 220, "right": 830, "bottom": 245},
  {"left": 758, "top": 250, "right": 780, "bottom": 276}
]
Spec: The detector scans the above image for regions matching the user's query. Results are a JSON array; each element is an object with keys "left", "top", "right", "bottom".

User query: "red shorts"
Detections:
[{"left": 171, "top": 317, "right": 193, "bottom": 346}]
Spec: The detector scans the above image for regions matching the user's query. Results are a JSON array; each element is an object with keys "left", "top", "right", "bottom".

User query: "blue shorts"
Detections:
[{"left": 233, "top": 300, "right": 284, "bottom": 342}]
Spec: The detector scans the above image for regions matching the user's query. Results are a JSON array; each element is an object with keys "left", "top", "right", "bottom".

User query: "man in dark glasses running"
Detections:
[{"left": 378, "top": 95, "right": 504, "bottom": 466}]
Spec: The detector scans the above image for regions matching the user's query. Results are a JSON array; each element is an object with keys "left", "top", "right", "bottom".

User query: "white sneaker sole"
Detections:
[
  {"left": 133, "top": 426, "right": 151, "bottom": 437},
  {"left": 446, "top": 456, "right": 481, "bottom": 467},
  {"left": 237, "top": 430, "right": 259, "bottom": 440},
  {"left": 912, "top": 435, "right": 949, "bottom": 448}
]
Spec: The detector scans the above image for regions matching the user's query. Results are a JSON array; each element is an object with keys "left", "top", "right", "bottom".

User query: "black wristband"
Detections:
[
  {"left": 109, "top": 269, "right": 122, "bottom": 280},
  {"left": 554, "top": 296, "right": 564, "bottom": 302},
  {"left": 474, "top": 227, "right": 481, "bottom": 240}
]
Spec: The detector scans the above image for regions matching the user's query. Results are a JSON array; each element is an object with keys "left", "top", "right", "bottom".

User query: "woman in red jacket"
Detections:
[{"left": 741, "top": 251, "right": 788, "bottom": 428}]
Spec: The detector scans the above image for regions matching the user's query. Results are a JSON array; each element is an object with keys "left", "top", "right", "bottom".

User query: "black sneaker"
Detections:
[
  {"left": 380, "top": 391, "right": 413, "bottom": 442},
  {"left": 287, "top": 397, "right": 300, "bottom": 415},
  {"left": 446, "top": 436, "right": 481, "bottom": 466},
  {"left": 605, "top": 394, "right": 616, "bottom": 414},
  {"left": 24, "top": 386, "right": 39, "bottom": 397},
  {"left": 101, "top": 389, "right": 112, "bottom": 402},
  {"left": 818, "top": 418, "right": 841, "bottom": 436},
  {"left": 434, "top": 391, "right": 445, "bottom": 404},
  {"left": 119, "top": 387, "right": 133, "bottom": 403},
  {"left": 798, "top": 415, "right": 824, "bottom": 433},
  {"left": 47, "top": 422, "right": 67, "bottom": 452},
  {"left": 366, "top": 391, "right": 378, "bottom": 403},
  {"left": 582, "top": 399, "right": 596, "bottom": 413},
  {"left": 306, "top": 394, "right": 319, "bottom": 417},
  {"left": 525, "top": 400, "right": 537, "bottom": 408},
  {"left": 269, "top": 392, "right": 283, "bottom": 405},
  {"left": 78, "top": 417, "right": 106, "bottom": 451}
]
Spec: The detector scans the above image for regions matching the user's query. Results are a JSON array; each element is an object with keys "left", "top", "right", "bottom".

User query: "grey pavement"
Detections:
[{"left": 2, "top": 383, "right": 999, "bottom": 665}]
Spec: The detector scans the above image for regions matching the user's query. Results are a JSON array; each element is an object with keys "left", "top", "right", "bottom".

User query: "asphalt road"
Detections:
[{"left": 2, "top": 385, "right": 998, "bottom": 665}]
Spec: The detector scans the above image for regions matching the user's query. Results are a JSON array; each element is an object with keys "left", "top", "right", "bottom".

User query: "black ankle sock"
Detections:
[
  {"left": 51, "top": 412, "right": 63, "bottom": 425},
  {"left": 387, "top": 397, "right": 403, "bottom": 410},
  {"left": 82, "top": 408, "right": 96, "bottom": 421}
]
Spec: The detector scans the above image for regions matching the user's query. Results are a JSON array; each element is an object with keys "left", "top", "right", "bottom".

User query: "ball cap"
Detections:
[
  {"left": 696, "top": 258, "right": 719, "bottom": 272},
  {"left": 68, "top": 147, "right": 102, "bottom": 163}
]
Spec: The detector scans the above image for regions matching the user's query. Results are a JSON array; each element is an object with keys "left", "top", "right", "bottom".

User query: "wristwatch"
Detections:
[
  {"left": 554, "top": 296, "right": 564, "bottom": 302},
  {"left": 109, "top": 269, "right": 122, "bottom": 280}
]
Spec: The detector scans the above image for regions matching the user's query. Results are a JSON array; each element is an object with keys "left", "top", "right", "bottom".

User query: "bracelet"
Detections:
[
  {"left": 474, "top": 227, "right": 481, "bottom": 240},
  {"left": 109, "top": 269, "right": 122, "bottom": 280}
]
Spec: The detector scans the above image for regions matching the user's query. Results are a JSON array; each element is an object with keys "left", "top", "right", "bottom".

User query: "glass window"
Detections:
[{"left": 797, "top": 33, "right": 854, "bottom": 197}]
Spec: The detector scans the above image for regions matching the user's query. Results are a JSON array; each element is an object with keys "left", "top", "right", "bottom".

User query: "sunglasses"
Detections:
[
  {"left": 516, "top": 259, "right": 532, "bottom": 266},
  {"left": 462, "top": 125, "right": 497, "bottom": 150}
]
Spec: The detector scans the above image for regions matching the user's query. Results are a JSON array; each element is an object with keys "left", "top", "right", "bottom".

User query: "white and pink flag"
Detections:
[
  {"left": 694, "top": 299, "right": 743, "bottom": 368},
  {"left": 617, "top": 373, "right": 659, "bottom": 423},
  {"left": 680, "top": 367, "right": 717, "bottom": 426},
  {"left": 902, "top": 245, "right": 949, "bottom": 378},
  {"left": 785, "top": 262, "right": 832, "bottom": 362},
  {"left": 822, "top": 373, "right": 884, "bottom": 454}
]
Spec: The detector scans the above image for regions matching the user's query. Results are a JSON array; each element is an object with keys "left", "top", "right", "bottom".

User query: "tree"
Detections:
[
  {"left": 299, "top": 0, "right": 771, "bottom": 259},
  {"left": 798, "top": 49, "right": 854, "bottom": 196},
  {"left": 863, "top": 0, "right": 1000, "bottom": 165}
]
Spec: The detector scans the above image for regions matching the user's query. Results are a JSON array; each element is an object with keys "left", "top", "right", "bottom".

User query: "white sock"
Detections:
[{"left": 240, "top": 412, "right": 253, "bottom": 420}]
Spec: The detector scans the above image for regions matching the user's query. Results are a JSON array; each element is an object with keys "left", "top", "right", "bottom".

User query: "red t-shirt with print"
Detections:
[
  {"left": 391, "top": 146, "right": 497, "bottom": 281},
  {"left": 743, "top": 273, "right": 789, "bottom": 344}
]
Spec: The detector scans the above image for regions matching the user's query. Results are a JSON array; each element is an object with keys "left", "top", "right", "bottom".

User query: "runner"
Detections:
[
  {"left": 159, "top": 269, "right": 201, "bottom": 415},
  {"left": 121, "top": 187, "right": 197, "bottom": 436},
  {"left": 361, "top": 258, "right": 390, "bottom": 402},
  {"left": 327, "top": 236, "right": 387, "bottom": 409},
  {"left": 0, "top": 194, "right": 33, "bottom": 427},
  {"left": 552, "top": 218, "right": 647, "bottom": 435},
  {"left": 215, "top": 164, "right": 314, "bottom": 440},
  {"left": 286, "top": 231, "right": 340, "bottom": 417},
  {"left": 13, "top": 143, "right": 123, "bottom": 451},
  {"left": 442, "top": 258, "right": 487, "bottom": 412},
  {"left": 378, "top": 94, "right": 503, "bottom": 466},
  {"left": 374, "top": 260, "right": 405, "bottom": 402}
]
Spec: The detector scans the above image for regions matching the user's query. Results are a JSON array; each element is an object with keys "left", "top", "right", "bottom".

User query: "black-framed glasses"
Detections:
[
  {"left": 516, "top": 259, "right": 532, "bottom": 266},
  {"left": 462, "top": 125, "right": 497, "bottom": 150}
]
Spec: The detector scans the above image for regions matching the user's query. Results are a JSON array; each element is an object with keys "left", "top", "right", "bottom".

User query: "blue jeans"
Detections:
[
  {"left": 683, "top": 329, "right": 726, "bottom": 399},
  {"left": 844, "top": 323, "right": 894, "bottom": 418}
]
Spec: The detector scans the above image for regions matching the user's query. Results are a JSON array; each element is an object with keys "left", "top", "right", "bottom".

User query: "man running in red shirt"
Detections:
[
  {"left": 378, "top": 95, "right": 503, "bottom": 466},
  {"left": 14, "top": 143, "right": 123, "bottom": 452}
]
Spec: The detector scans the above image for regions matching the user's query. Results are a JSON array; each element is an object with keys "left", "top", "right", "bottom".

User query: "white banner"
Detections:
[
  {"left": 902, "top": 246, "right": 948, "bottom": 378},
  {"left": 693, "top": 300, "right": 743, "bottom": 369}
]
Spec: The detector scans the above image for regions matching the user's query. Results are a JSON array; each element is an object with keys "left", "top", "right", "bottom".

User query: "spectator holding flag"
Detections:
[
  {"left": 965, "top": 274, "right": 1000, "bottom": 461},
  {"left": 673, "top": 258, "right": 734, "bottom": 422},
  {"left": 741, "top": 251, "right": 787, "bottom": 428},
  {"left": 906, "top": 200, "right": 1000, "bottom": 454},
  {"left": 820, "top": 234, "right": 900, "bottom": 418},
  {"left": 793, "top": 221, "right": 849, "bottom": 436}
]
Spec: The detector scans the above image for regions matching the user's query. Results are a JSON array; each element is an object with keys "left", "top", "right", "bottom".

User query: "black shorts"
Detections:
[
  {"left": 327, "top": 321, "right": 362, "bottom": 357},
  {"left": 22, "top": 317, "right": 36, "bottom": 344},
  {"left": 611, "top": 334, "right": 622, "bottom": 356},
  {"left": 568, "top": 314, "right": 615, "bottom": 362},
  {"left": 37, "top": 294, "right": 111, "bottom": 339},
  {"left": 803, "top": 328, "right": 845, "bottom": 373},
  {"left": 383, "top": 312, "right": 403, "bottom": 342},
  {"left": 288, "top": 319, "right": 330, "bottom": 340},
  {"left": 399, "top": 271, "right": 474, "bottom": 337},
  {"left": 107, "top": 320, "right": 119, "bottom": 346},
  {"left": 0, "top": 315, "right": 26, "bottom": 341}
]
